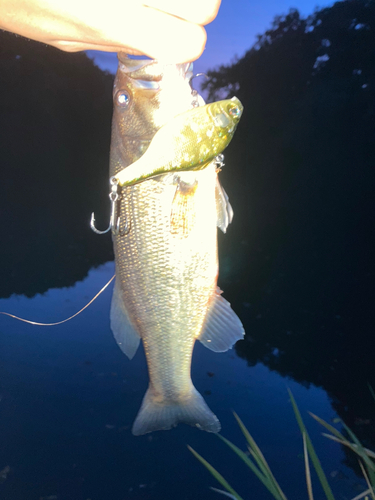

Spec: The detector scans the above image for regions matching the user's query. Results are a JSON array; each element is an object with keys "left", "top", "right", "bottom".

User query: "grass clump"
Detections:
[{"left": 189, "top": 389, "right": 375, "bottom": 500}]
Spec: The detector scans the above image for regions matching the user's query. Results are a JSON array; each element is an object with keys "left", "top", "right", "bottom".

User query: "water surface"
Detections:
[{"left": 0, "top": 263, "right": 365, "bottom": 500}]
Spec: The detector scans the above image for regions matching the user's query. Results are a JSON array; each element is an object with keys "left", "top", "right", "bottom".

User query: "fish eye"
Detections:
[
  {"left": 228, "top": 104, "right": 241, "bottom": 117},
  {"left": 115, "top": 90, "right": 130, "bottom": 108}
]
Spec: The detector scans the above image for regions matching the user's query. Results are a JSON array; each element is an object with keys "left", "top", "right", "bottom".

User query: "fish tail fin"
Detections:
[{"left": 132, "top": 386, "right": 221, "bottom": 436}]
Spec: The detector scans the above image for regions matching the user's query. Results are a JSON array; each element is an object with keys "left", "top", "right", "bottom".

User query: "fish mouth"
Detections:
[{"left": 118, "top": 52, "right": 193, "bottom": 88}]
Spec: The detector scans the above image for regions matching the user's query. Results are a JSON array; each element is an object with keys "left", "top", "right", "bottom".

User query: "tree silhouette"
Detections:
[
  {"left": 203, "top": 0, "right": 375, "bottom": 437},
  {"left": 0, "top": 31, "right": 114, "bottom": 297}
]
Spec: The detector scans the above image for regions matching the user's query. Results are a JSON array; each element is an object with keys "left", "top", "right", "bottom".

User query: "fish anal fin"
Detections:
[
  {"left": 198, "top": 287, "right": 245, "bottom": 352},
  {"left": 110, "top": 279, "right": 140, "bottom": 360},
  {"left": 215, "top": 177, "right": 234, "bottom": 233},
  {"left": 132, "top": 386, "right": 220, "bottom": 435}
]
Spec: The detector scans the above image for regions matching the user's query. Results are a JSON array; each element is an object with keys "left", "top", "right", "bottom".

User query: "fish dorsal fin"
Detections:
[
  {"left": 198, "top": 288, "right": 244, "bottom": 352},
  {"left": 110, "top": 279, "right": 140, "bottom": 360},
  {"left": 215, "top": 178, "right": 234, "bottom": 233}
]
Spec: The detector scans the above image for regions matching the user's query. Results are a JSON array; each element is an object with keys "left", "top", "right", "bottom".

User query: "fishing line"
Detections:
[{"left": 0, "top": 274, "right": 115, "bottom": 326}]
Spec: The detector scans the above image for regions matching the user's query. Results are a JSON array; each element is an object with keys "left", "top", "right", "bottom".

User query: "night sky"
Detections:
[{"left": 86, "top": 0, "right": 335, "bottom": 76}]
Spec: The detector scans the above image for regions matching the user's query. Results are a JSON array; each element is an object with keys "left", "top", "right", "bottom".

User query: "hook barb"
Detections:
[{"left": 90, "top": 212, "right": 111, "bottom": 234}]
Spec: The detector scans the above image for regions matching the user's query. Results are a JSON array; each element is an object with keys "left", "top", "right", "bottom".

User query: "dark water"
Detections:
[{"left": 0, "top": 262, "right": 367, "bottom": 500}]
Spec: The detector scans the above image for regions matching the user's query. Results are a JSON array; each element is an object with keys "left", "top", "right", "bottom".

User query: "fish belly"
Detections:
[{"left": 112, "top": 164, "right": 220, "bottom": 434}]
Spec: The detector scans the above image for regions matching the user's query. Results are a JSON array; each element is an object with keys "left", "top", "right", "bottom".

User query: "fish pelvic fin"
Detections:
[
  {"left": 198, "top": 287, "right": 245, "bottom": 352},
  {"left": 110, "top": 278, "right": 141, "bottom": 360},
  {"left": 215, "top": 177, "right": 234, "bottom": 233},
  {"left": 132, "top": 386, "right": 221, "bottom": 436}
]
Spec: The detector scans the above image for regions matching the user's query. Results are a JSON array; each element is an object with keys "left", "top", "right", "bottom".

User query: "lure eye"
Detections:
[
  {"left": 228, "top": 104, "right": 241, "bottom": 118},
  {"left": 115, "top": 90, "right": 130, "bottom": 108}
]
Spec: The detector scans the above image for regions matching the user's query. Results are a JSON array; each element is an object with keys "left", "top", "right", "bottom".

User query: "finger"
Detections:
[
  {"left": 63, "top": 3, "right": 208, "bottom": 62},
  {"left": 142, "top": 0, "right": 221, "bottom": 26},
  {"left": 116, "top": 5, "right": 208, "bottom": 62},
  {"left": 1, "top": 0, "right": 208, "bottom": 63},
  {"left": 49, "top": 40, "right": 146, "bottom": 56}
]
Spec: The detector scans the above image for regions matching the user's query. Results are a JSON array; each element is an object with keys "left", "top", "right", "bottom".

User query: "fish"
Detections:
[
  {"left": 109, "top": 53, "right": 244, "bottom": 436},
  {"left": 114, "top": 97, "right": 243, "bottom": 187}
]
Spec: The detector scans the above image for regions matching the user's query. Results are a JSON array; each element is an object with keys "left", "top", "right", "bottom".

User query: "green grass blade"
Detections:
[
  {"left": 210, "top": 487, "right": 239, "bottom": 499},
  {"left": 233, "top": 413, "right": 277, "bottom": 475},
  {"left": 233, "top": 412, "right": 270, "bottom": 462},
  {"left": 246, "top": 445, "right": 275, "bottom": 479},
  {"left": 351, "top": 488, "right": 373, "bottom": 500},
  {"left": 309, "top": 413, "right": 347, "bottom": 442},
  {"left": 358, "top": 460, "right": 375, "bottom": 500},
  {"left": 188, "top": 446, "right": 244, "bottom": 500},
  {"left": 233, "top": 413, "right": 277, "bottom": 481},
  {"left": 217, "top": 434, "right": 280, "bottom": 496},
  {"left": 246, "top": 447, "right": 288, "bottom": 500},
  {"left": 303, "top": 432, "right": 314, "bottom": 500},
  {"left": 288, "top": 389, "right": 335, "bottom": 500},
  {"left": 340, "top": 422, "right": 375, "bottom": 485},
  {"left": 341, "top": 422, "right": 375, "bottom": 468},
  {"left": 314, "top": 412, "right": 375, "bottom": 487},
  {"left": 309, "top": 412, "right": 375, "bottom": 464},
  {"left": 233, "top": 412, "right": 288, "bottom": 500},
  {"left": 322, "top": 433, "right": 375, "bottom": 460},
  {"left": 313, "top": 412, "right": 375, "bottom": 473}
]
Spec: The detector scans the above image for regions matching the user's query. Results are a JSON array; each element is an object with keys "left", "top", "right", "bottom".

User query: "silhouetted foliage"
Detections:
[
  {"left": 204, "top": 0, "right": 375, "bottom": 445},
  {"left": 0, "top": 31, "right": 114, "bottom": 297}
]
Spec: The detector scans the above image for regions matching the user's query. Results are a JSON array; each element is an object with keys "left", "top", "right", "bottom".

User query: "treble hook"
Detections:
[{"left": 90, "top": 177, "right": 129, "bottom": 236}]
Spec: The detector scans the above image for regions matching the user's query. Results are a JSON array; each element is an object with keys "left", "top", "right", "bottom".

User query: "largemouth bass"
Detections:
[
  {"left": 110, "top": 53, "right": 244, "bottom": 435},
  {"left": 114, "top": 98, "right": 243, "bottom": 187}
]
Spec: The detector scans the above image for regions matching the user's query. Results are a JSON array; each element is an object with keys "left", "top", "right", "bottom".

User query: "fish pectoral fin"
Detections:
[
  {"left": 215, "top": 177, "right": 234, "bottom": 233},
  {"left": 110, "top": 279, "right": 140, "bottom": 360},
  {"left": 198, "top": 287, "right": 245, "bottom": 352},
  {"left": 132, "top": 386, "right": 220, "bottom": 436}
]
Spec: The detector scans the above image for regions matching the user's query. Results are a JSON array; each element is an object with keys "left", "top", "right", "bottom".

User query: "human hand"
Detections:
[{"left": 0, "top": 0, "right": 221, "bottom": 62}]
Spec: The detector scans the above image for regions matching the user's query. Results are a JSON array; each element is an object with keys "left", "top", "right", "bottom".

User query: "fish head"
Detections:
[
  {"left": 110, "top": 53, "right": 198, "bottom": 172},
  {"left": 202, "top": 97, "right": 243, "bottom": 155}
]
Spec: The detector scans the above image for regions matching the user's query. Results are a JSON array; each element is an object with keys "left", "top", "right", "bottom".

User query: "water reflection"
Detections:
[{"left": 0, "top": 263, "right": 366, "bottom": 499}]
